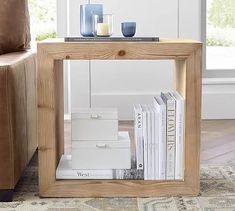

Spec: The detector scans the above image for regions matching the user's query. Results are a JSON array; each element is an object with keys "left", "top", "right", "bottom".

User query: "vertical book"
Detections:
[
  {"left": 170, "top": 91, "right": 185, "bottom": 180},
  {"left": 141, "top": 105, "right": 148, "bottom": 180},
  {"left": 153, "top": 96, "right": 167, "bottom": 179},
  {"left": 134, "top": 104, "right": 144, "bottom": 170},
  {"left": 161, "top": 92, "right": 176, "bottom": 180}
]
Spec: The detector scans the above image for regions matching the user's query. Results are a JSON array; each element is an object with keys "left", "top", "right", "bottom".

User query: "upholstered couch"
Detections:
[{"left": 0, "top": 50, "right": 37, "bottom": 201}]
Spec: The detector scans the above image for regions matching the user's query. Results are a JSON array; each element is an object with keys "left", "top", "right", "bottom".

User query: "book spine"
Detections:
[
  {"left": 171, "top": 92, "right": 185, "bottom": 180},
  {"left": 142, "top": 107, "right": 148, "bottom": 180},
  {"left": 160, "top": 105, "right": 167, "bottom": 180},
  {"left": 175, "top": 96, "right": 181, "bottom": 180},
  {"left": 166, "top": 99, "right": 176, "bottom": 180},
  {"left": 134, "top": 105, "right": 144, "bottom": 170},
  {"left": 115, "top": 169, "right": 144, "bottom": 180},
  {"left": 179, "top": 98, "right": 185, "bottom": 180},
  {"left": 153, "top": 97, "right": 166, "bottom": 180},
  {"left": 178, "top": 95, "right": 185, "bottom": 180},
  {"left": 147, "top": 107, "right": 152, "bottom": 180},
  {"left": 150, "top": 106, "right": 155, "bottom": 180},
  {"left": 154, "top": 109, "right": 160, "bottom": 179}
]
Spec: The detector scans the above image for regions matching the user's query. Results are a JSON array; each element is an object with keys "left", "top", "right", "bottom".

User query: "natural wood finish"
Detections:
[
  {"left": 38, "top": 38, "right": 201, "bottom": 60},
  {"left": 37, "top": 48, "right": 55, "bottom": 194},
  {"left": 37, "top": 39, "right": 202, "bottom": 197},
  {"left": 54, "top": 60, "right": 64, "bottom": 164}
]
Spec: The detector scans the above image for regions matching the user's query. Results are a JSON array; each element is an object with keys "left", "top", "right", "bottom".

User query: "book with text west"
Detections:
[{"left": 56, "top": 155, "right": 144, "bottom": 180}]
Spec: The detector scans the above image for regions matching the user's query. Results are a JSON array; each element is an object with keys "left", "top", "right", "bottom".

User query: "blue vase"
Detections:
[
  {"left": 80, "top": 4, "right": 103, "bottom": 37},
  {"left": 121, "top": 22, "right": 136, "bottom": 37}
]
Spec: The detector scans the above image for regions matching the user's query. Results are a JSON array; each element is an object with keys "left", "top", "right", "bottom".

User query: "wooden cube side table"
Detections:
[{"left": 37, "top": 39, "right": 202, "bottom": 197}]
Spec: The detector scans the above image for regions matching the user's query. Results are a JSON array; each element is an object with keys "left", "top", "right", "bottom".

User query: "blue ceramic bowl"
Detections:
[{"left": 121, "top": 22, "right": 136, "bottom": 37}]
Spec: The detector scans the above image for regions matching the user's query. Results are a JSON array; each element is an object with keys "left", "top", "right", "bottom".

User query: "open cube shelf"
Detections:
[{"left": 37, "top": 39, "right": 202, "bottom": 197}]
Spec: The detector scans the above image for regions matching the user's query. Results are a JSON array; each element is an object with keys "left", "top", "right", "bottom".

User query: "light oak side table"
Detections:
[{"left": 37, "top": 38, "right": 202, "bottom": 197}]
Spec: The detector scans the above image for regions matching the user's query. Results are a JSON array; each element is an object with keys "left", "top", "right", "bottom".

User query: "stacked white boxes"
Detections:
[{"left": 71, "top": 108, "right": 131, "bottom": 170}]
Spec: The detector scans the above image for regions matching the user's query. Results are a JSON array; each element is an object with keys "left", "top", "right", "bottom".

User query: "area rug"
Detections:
[{"left": 1, "top": 154, "right": 235, "bottom": 211}]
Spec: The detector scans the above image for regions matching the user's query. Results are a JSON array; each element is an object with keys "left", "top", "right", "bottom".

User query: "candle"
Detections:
[{"left": 97, "top": 23, "right": 110, "bottom": 36}]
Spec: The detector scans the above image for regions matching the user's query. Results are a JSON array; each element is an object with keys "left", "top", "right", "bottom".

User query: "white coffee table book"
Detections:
[{"left": 56, "top": 155, "right": 114, "bottom": 179}]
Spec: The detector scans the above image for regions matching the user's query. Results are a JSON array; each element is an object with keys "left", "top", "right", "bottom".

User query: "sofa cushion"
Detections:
[{"left": 0, "top": 0, "right": 31, "bottom": 55}]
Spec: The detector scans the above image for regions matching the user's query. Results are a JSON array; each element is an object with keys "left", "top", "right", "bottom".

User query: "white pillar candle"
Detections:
[{"left": 97, "top": 23, "right": 109, "bottom": 36}]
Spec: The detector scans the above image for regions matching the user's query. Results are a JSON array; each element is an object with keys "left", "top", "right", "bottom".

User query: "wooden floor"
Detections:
[
  {"left": 201, "top": 120, "right": 235, "bottom": 165},
  {"left": 65, "top": 120, "right": 235, "bottom": 165}
]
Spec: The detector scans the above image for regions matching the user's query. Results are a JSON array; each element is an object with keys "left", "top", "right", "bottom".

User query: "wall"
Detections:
[
  {"left": 91, "top": 0, "right": 179, "bottom": 119},
  {"left": 59, "top": 0, "right": 235, "bottom": 120}
]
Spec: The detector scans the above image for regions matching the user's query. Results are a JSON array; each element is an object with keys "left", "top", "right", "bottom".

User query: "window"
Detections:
[
  {"left": 28, "top": 0, "right": 56, "bottom": 42},
  {"left": 206, "top": 0, "right": 235, "bottom": 71}
]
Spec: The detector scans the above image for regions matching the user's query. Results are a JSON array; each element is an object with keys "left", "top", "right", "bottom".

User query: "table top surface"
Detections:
[{"left": 37, "top": 38, "right": 202, "bottom": 60}]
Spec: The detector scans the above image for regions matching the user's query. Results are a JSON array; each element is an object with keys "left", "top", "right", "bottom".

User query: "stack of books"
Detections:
[
  {"left": 56, "top": 108, "right": 143, "bottom": 180},
  {"left": 56, "top": 154, "right": 144, "bottom": 180},
  {"left": 134, "top": 91, "right": 185, "bottom": 180}
]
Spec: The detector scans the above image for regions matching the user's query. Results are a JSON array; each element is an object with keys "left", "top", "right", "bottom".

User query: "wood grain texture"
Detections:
[
  {"left": 174, "top": 59, "right": 186, "bottom": 98},
  {"left": 183, "top": 47, "right": 202, "bottom": 193},
  {"left": 201, "top": 120, "right": 235, "bottom": 164},
  {"left": 37, "top": 39, "right": 202, "bottom": 197},
  {"left": 54, "top": 60, "right": 64, "bottom": 164},
  {"left": 37, "top": 47, "right": 56, "bottom": 194},
  {"left": 41, "top": 180, "right": 196, "bottom": 197},
  {"left": 38, "top": 39, "right": 201, "bottom": 60}
]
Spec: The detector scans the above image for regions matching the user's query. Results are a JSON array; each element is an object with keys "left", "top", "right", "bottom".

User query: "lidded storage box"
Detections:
[
  {"left": 72, "top": 132, "right": 131, "bottom": 169},
  {"left": 72, "top": 108, "right": 118, "bottom": 141}
]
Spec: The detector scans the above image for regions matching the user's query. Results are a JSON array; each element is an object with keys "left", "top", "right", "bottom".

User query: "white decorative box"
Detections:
[
  {"left": 72, "top": 108, "right": 118, "bottom": 141},
  {"left": 72, "top": 132, "right": 131, "bottom": 170}
]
